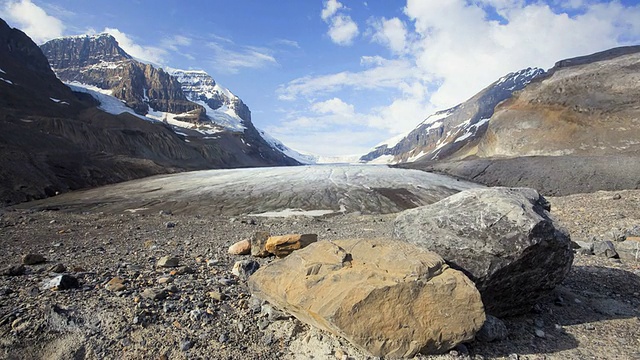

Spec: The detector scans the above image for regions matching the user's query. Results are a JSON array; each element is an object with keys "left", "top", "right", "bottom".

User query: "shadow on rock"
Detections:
[{"left": 470, "top": 264, "right": 640, "bottom": 358}]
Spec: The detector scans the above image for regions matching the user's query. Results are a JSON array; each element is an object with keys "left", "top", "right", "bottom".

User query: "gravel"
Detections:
[{"left": 0, "top": 189, "right": 639, "bottom": 359}]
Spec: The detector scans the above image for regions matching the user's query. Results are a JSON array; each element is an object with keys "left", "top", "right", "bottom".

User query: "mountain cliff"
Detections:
[
  {"left": 41, "top": 34, "right": 203, "bottom": 117},
  {"left": 362, "top": 67, "right": 545, "bottom": 164},
  {"left": 40, "top": 35, "right": 299, "bottom": 167},
  {"left": 401, "top": 46, "right": 640, "bottom": 195}
]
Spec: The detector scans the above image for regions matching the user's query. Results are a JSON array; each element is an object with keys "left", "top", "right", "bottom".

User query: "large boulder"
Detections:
[
  {"left": 248, "top": 238, "right": 485, "bottom": 358},
  {"left": 394, "top": 187, "right": 573, "bottom": 317}
]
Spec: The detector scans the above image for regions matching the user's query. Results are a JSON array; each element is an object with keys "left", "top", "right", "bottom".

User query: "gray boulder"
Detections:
[{"left": 394, "top": 187, "right": 573, "bottom": 317}]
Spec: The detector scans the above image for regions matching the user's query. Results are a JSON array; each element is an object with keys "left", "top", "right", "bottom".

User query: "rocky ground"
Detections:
[{"left": 1, "top": 190, "right": 639, "bottom": 360}]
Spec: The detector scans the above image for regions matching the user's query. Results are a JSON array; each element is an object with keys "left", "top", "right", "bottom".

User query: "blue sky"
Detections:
[{"left": 2, "top": 0, "right": 640, "bottom": 156}]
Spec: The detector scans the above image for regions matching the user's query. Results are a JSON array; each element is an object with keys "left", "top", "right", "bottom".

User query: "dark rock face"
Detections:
[
  {"left": 361, "top": 68, "right": 545, "bottom": 163},
  {"left": 40, "top": 35, "right": 204, "bottom": 118},
  {"left": 393, "top": 187, "right": 574, "bottom": 317},
  {"left": 42, "top": 34, "right": 131, "bottom": 69}
]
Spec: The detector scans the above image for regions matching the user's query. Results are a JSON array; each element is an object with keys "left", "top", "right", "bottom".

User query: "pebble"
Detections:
[
  {"left": 228, "top": 239, "right": 251, "bottom": 255},
  {"left": 170, "top": 266, "right": 194, "bottom": 276},
  {"left": 534, "top": 329, "right": 545, "bottom": 338},
  {"left": 22, "top": 253, "right": 46, "bottom": 265},
  {"left": 157, "top": 256, "right": 179, "bottom": 268},
  {"left": 166, "top": 222, "right": 176, "bottom": 229},
  {"left": 141, "top": 288, "right": 168, "bottom": 301},
  {"left": 180, "top": 339, "right": 194, "bottom": 351},
  {"left": 43, "top": 275, "right": 80, "bottom": 291},
  {"left": 335, "top": 349, "right": 347, "bottom": 360},
  {"left": 208, "top": 290, "right": 226, "bottom": 301},
  {"left": 49, "top": 263, "right": 66, "bottom": 273},
  {"left": 218, "top": 333, "right": 228, "bottom": 343},
  {"left": 158, "top": 277, "right": 172, "bottom": 284},
  {"left": 1, "top": 264, "right": 26, "bottom": 276},
  {"left": 476, "top": 315, "right": 509, "bottom": 342},
  {"left": 231, "top": 260, "right": 260, "bottom": 280},
  {"left": 105, "top": 277, "right": 126, "bottom": 292}
]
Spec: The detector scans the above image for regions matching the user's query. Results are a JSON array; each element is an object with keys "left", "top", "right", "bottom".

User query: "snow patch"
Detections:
[
  {"left": 67, "top": 82, "right": 148, "bottom": 120},
  {"left": 367, "top": 154, "right": 396, "bottom": 164},
  {"left": 248, "top": 208, "right": 336, "bottom": 218},
  {"left": 0, "top": 68, "right": 6, "bottom": 74},
  {"left": 1, "top": 78, "right": 13, "bottom": 84},
  {"left": 258, "top": 129, "right": 317, "bottom": 164},
  {"left": 49, "top": 97, "right": 70, "bottom": 105}
]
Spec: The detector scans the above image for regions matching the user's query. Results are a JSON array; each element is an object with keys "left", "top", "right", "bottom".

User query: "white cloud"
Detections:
[
  {"left": 161, "top": 35, "right": 192, "bottom": 52},
  {"left": 207, "top": 42, "right": 277, "bottom": 74},
  {"left": 1, "top": 0, "right": 64, "bottom": 43},
  {"left": 311, "top": 97, "right": 355, "bottom": 116},
  {"left": 327, "top": 15, "right": 360, "bottom": 46},
  {"left": 278, "top": 56, "right": 418, "bottom": 100},
  {"left": 371, "top": 17, "right": 408, "bottom": 54},
  {"left": 321, "top": 0, "right": 343, "bottom": 21},
  {"left": 104, "top": 27, "right": 167, "bottom": 65},
  {"left": 321, "top": 0, "right": 359, "bottom": 46}
]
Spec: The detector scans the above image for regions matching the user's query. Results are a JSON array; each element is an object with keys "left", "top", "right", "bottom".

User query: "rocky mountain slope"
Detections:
[
  {"left": 389, "top": 46, "right": 640, "bottom": 195},
  {"left": 361, "top": 67, "right": 545, "bottom": 164},
  {"left": 0, "top": 19, "right": 297, "bottom": 205}
]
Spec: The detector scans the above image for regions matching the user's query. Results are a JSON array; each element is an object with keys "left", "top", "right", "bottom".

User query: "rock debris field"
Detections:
[{"left": 1, "top": 166, "right": 639, "bottom": 360}]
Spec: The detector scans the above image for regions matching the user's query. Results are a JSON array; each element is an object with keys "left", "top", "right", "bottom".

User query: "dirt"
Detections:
[{"left": 0, "top": 190, "right": 639, "bottom": 360}]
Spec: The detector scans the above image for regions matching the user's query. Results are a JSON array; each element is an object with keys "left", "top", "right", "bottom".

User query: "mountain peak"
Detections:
[{"left": 41, "top": 34, "right": 131, "bottom": 69}]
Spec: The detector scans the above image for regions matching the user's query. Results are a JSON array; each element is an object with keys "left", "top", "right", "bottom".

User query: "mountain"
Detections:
[
  {"left": 401, "top": 46, "right": 640, "bottom": 195},
  {"left": 361, "top": 67, "right": 545, "bottom": 164},
  {"left": 41, "top": 34, "right": 202, "bottom": 117},
  {"left": 40, "top": 34, "right": 299, "bottom": 168},
  {"left": 0, "top": 20, "right": 297, "bottom": 205}
]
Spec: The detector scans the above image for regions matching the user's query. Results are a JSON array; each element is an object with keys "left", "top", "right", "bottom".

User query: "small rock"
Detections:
[
  {"left": 534, "top": 318, "right": 544, "bottom": 328},
  {"left": 261, "top": 304, "right": 286, "bottom": 321},
  {"left": 335, "top": 349, "right": 347, "bottom": 360},
  {"left": 49, "top": 263, "right": 66, "bottom": 273},
  {"left": 180, "top": 339, "right": 194, "bottom": 351},
  {"left": 218, "top": 334, "right": 228, "bottom": 343},
  {"left": 232, "top": 260, "right": 260, "bottom": 280},
  {"left": 251, "top": 231, "right": 271, "bottom": 258},
  {"left": 105, "top": 277, "right": 126, "bottom": 292},
  {"left": 585, "top": 324, "right": 596, "bottom": 330},
  {"left": 453, "top": 343, "right": 469, "bottom": 356},
  {"left": 534, "top": 329, "right": 545, "bottom": 338},
  {"left": 141, "top": 288, "right": 168, "bottom": 301},
  {"left": 166, "top": 222, "right": 176, "bottom": 229},
  {"left": 159, "top": 210, "right": 173, "bottom": 216},
  {"left": 22, "top": 253, "right": 46, "bottom": 265},
  {"left": 1, "top": 264, "right": 26, "bottom": 276},
  {"left": 165, "top": 285, "right": 179, "bottom": 293},
  {"left": 171, "top": 266, "right": 195, "bottom": 275},
  {"left": 265, "top": 234, "right": 318, "bottom": 258},
  {"left": 157, "top": 256, "right": 179, "bottom": 268},
  {"left": 612, "top": 194, "right": 622, "bottom": 200},
  {"left": 43, "top": 275, "right": 79, "bottom": 291},
  {"left": 228, "top": 239, "right": 251, "bottom": 255},
  {"left": 593, "top": 241, "right": 619, "bottom": 259},
  {"left": 476, "top": 315, "right": 509, "bottom": 342},
  {"left": 208, "top": 290, "right": 226, "bottom": 301},
  {"left": 158, "top": 277, "right": 172, "bottom": 284}
]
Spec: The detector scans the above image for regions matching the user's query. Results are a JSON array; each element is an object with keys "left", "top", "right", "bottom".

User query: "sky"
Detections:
[{"left": 2, "top": 0, "right": 640, "bottom": 157}]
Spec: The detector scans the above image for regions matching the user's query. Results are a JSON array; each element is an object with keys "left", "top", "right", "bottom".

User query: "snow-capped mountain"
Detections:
[
  {"left": 39, "top": 34, "right": 300, "bottom": 166},
  {"left": 169, "top": 69, "right": 247, "bottom": 132},
  {"left": 361, "top": 67, "right": 545, "bottom": 164}
]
